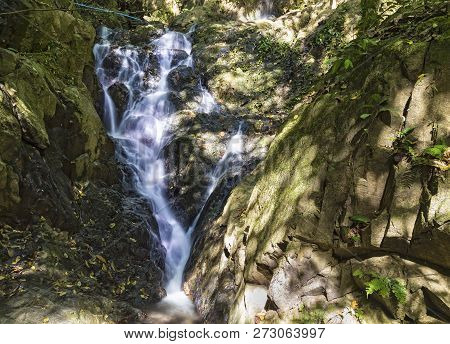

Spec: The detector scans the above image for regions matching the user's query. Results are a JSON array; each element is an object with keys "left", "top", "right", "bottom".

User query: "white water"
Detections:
[
  {"left": 206, "top": 123, "right": 244, "bottom": 197},
  {"left": 94, "top": 27, "right": 244, "bottom": 317},
  {"left": 197, "top": 81, "right": 219, "bottom": 114},
  {"left": 250, "top": 0, "right": 274, "bottom": 20}
]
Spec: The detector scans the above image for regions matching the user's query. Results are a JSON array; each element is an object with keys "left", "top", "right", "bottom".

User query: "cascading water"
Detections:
[
  {"left": 197, "top": 81, "right": 219, "bottom": 114},
  {"left": 254, "top": 0, "right": 274, "bottom": 20},
  {"left": 94, "top": 27, "right": 244, "bottom": 321},
  {"left": 206, "top": 123, "right": 244, "bottom": 197}
]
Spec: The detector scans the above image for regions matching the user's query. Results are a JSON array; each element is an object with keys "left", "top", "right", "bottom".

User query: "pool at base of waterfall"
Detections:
[{"left": 143, "top": 292, "right": 200, "bottom": 324}]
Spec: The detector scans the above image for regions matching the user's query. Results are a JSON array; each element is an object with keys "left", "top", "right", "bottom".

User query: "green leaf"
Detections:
[
  {"left": 400, "top": 127, "right": 415, "bottom": 137},
  {"left": 424, "top": 144, "right": 447, "bottom": 159},
  {"left": 391, "top": 280, "right": 407, "bottom": 304},
  {"left": 360, "top": 113, "right": 371, "bottom": 120},
  {"left": 331, "top": 59, "right": 342, "bottom": 74},
  {"left": 353, "top": 269, "right": 364, "bottom": 279},
  {"left": 344, "top": 59, "right": 353, "bottom": 70},
  {"left": 365, "top": 278, "right": 389, "bottom": 299},
  {"left": 350, "top": 215, "right": 371, "bottom": 224}
]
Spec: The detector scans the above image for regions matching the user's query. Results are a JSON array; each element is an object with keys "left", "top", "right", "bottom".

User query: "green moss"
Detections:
[
  {"left": 291, "top": 306, "right": 326, "bottom": 324},
  {"left": 311, "top": 13, "right": 346, "bottom": 49}
]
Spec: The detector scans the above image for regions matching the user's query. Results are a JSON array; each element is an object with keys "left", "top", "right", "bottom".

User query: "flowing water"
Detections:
[
  {"left": 251, "top": 0, "right": 274, "bottom": 20},
  {"left": 94, "top": 27, "right": 244, "bottom": 322}
]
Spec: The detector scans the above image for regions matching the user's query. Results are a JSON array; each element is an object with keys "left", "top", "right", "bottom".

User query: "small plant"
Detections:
[
  {"left": 349, "top": 232, "right": 361, "bottom": 244},
  {"left": 413, "top": 143, "right": 449, "bottom": 171},
  {"left": 350, "top": 215, "right": 371, "bottom": 226},
  {"left": 292, "top": 306, "right": 325, "bottom": 324},
  {"left": 255, "top": 35, "right": 298, "bottom": 62},
  {"left": 353, "top": 269, "right": 407, "bottom": 304},
  {"left": 424, "top": 144, "right": 448, "bottom": 159},
  {"left": 350, "top": 300, "right": 364, "bottom": 322},
  {"left": 392, "top": 127, "right": 417, "bottom": 162},
  {"left": 341, "top": 215, "right": 370, "bottom": 246}
]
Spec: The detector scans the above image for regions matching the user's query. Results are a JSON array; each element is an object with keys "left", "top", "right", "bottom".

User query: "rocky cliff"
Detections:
[
  {"left": 0, "top": 0, "right": 166, "bottom": 323},
  {"left": 184, "top": 0, "right": 450, "bottom": 324}
]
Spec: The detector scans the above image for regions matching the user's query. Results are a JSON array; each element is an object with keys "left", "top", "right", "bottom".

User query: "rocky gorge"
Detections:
[{"left": 0, "top": 0, "right": 449, "bottom": 324}]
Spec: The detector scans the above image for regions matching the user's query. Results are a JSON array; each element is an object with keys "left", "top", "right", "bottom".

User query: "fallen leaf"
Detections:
[{"left": 96, "top": 255, "right": 107, "bottom": 264}]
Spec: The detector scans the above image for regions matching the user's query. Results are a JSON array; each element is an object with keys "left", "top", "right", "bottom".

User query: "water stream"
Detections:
[
  {"left": 247, "top": 0, "right": 274, "bottom": 20},
  {"left": 94, "top": 27, "right": 243, "bottom": 322},
  {"left": 258, "top": 0, "right": 274, "bottom": 19}
]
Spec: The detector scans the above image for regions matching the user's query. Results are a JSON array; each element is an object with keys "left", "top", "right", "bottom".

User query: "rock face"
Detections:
[
  {"left": 166, "top": 0, "right": 356, "bottom": 227},
  {"left": 0, "top": 1, "right": 166, "bottom": 323},
  {"left": 185, "top": 2, "right": 450, "bottom": 324}
]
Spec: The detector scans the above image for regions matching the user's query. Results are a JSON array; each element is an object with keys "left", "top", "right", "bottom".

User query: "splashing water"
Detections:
[
  {"left": 206, "top": 123, "right": 244, "bottom": 197},
  {"left": 94, "top": 27, "right": 244, "bottom": 319},
  {"left": 197, "top": 81, "right": 219, "bottom": 114},
  {"left": 186, "top": 123, "right": 244, "bottom": 241},
  {"left": 249, "top": 0, "right": 274, "bottom": 20}
]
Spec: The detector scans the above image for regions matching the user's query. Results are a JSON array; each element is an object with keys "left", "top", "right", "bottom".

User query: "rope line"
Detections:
[
  {"left": 74, "top": 2, "right": 146, "bottom": 23},
  {"left": 0, "top": 1, "right": 146, "bottom": 23}
]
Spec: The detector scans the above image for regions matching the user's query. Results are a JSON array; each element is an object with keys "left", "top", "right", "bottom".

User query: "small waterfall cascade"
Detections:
[
  {"left": 206, "top": 122, "right": 244, "bottom": 197},
  {"left": 198, "top": 81, "right": 219, "bottom": 114},
  {"left": 254, "top": 0, "right": 274, "bottom": 20},
  {"left": 93, "top": 27, "right": 244, "bottom": 320},
  {"left": 186, "top": 123, "right": 244, "bottom": 239}
]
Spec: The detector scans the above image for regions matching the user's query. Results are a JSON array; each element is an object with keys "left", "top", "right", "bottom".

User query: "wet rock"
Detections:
[
  {"left": 164, "top": 134, "right": 212, "bottom": 227},
  {"left": 101, "top": 50, "right": 124, "bottom": 82},
  {"left": 168, "top": 65, "right": 197, "bottom": 92},
  {"left": 170, "top": 50, "right": 190, "bottom": 67},
  {"left": 108, "top": 83, "right": 130, "bottom": 119}
]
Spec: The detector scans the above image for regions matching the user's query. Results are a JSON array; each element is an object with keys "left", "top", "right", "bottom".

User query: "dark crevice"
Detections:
[
  {"left": 264, "top": 296, "right": 279, "bottom": 311},
  {"left": 422, "top": 287, "right": 450, "bottom": 322}
]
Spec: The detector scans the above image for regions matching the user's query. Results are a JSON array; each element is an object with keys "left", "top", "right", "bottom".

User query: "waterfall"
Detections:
[
  {"left": 197, "top": 81, "right": 219, "bottom": 114},
  {"left": 93, "top": 27, "right": 244, "bottom": 315},
  {"left": 206, "top": 122, "right": 244, "bottom": 197},
  {"left": 186, "top": 123, "right": 244, "bottom": 239},
  {"left": 255, "top": 0, "right": 274, "bottom": 20}
]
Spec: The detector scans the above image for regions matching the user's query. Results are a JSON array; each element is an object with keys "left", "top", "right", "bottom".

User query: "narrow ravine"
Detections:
[{"left": 93, "top": 27, "right": 244, "bottom": 322}]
